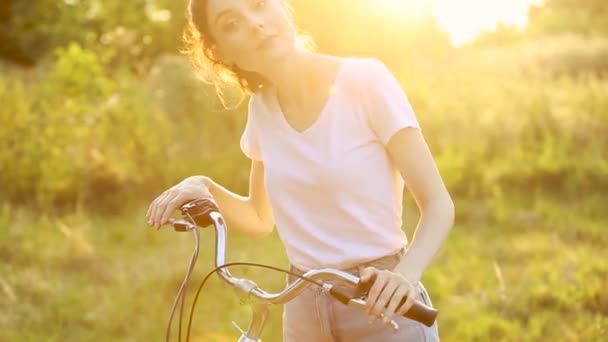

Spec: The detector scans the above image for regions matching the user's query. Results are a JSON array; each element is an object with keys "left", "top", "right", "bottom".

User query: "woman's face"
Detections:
[{"left": 206, "top": 0, "right": 296, "bottom": 73}]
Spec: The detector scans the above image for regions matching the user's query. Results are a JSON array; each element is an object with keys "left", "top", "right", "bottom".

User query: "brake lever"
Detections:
[
  {"left": 163, "top": 199, "right": 219, "bottom": 232},
  {"left": 168, "top": 218, "right": 196, "bottom": 232}
]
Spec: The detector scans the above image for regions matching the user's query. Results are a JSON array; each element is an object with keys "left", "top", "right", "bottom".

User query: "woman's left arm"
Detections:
[
  {"left": 363, "top": 126, "right": 455, "bottom": 323},
  {"left": 388, "top": 127, "right": 455, "bottom": 282}
]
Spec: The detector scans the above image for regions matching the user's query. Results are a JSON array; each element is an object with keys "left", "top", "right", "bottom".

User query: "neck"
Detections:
[{"left": 260, "top": 49, "right": 319, "bottom": 105}]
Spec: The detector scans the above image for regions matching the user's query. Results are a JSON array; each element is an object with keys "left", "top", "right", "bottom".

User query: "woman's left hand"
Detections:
[{"left": 359, "top": 267, "right": 420, "bottom": 324}]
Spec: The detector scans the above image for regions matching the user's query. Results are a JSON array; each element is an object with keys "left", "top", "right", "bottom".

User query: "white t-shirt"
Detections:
[{"left": 240, "top": 57, "right": 421, "bottom": 271}]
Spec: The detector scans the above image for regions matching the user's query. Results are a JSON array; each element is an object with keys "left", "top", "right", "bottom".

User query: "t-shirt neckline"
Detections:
[{"left": 270, "top": 58, "right": 351, "bottom": 136}]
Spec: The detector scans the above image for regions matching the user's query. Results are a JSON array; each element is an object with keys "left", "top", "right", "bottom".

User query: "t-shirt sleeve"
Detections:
[
  {"left": 360, "top": 58, "right": 420, "bottom": 145},
  {"left": 239, "top": 97, "right": 263, "bottom": 161}
]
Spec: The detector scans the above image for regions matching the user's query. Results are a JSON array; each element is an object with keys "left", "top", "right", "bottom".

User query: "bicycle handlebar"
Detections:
[{"left": 172, "top": 198, "right": 438, "bottom": 329}]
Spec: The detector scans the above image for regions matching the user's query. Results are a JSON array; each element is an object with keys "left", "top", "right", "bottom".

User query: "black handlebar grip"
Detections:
[
  {"left": 180, "top": 198, "right": 219, "bottom": 228},
  {"left": 329, "top": 281, "right": 439, "bottom": 327}
]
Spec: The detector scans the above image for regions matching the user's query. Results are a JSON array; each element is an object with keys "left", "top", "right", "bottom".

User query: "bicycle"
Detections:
[{"left": 164, "top": 198, "right": 438, "bottom": 342}]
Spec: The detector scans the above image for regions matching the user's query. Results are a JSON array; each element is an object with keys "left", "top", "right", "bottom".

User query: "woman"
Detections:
[{"left": 146, "top": 0, "right": 454, "bottom": 340}]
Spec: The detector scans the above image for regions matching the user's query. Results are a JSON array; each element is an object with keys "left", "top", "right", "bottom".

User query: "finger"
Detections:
[
  {"left": 148, "top": 194, "right": 164, "bottom": 228},
  {"left": 383, "top": 285, "right": 408, "bottom": 323},
  {"left": 159, "top": 193, "right": 181, "bottom": 226},
  {"left": 359, "top": 267, "right": 376, "bottom": 283},
  {"left": 365, "top": 271, "right": 389, "bottom": 314},
  {"left": 146, "top": 195, "right": 161, "bottom": 222},
  {"left": 146, "top": 195, "right": 164, "bottom": 226},
  {"left": 370, "top": 279, "right": 399, "bottom": 319},
  {"left": 152, "top": 191, "right": 172, "bottom": 228},
  {"left": 396, "top": 287, "right": 417, "bottom": 316}
]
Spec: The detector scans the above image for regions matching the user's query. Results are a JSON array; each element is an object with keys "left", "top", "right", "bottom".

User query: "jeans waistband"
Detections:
[{"left": 289, "top": 247, "right": 406, "bottom": 283}]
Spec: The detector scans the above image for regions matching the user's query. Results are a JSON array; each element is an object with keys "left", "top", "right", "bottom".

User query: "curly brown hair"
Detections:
[{"left": 181, "top": 0, "right": 314, "bottom": 102}]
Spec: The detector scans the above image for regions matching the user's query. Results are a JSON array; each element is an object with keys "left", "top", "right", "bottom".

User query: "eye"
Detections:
[
  {"left": 253, "top": 0, "right": 266, "bottom": 10},
  {"left": 221, "top": 18, "right": 240, "bottom": 33}
]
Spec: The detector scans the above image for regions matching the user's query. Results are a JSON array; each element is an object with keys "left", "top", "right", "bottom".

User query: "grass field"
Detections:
[
  {"left": 1, "top": 193, "right": 606, "bottom": 341},
  {"left": 1, "top": 2, "right": 607, "bottom": 340}
]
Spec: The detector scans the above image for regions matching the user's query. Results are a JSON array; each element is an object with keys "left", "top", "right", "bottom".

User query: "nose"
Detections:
[
  {"left": 250, "top": 21, "right": 264, "bottom": 34},
  {"left": 253, "top": 22, "right": 264, "bottom": 32},
  {"left": 246, "top": 14, "right": 266, "bottom": 34}
]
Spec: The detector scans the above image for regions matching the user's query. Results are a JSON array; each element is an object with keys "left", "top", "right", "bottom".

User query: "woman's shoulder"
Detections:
[
  {"left": 314, "top": 53, "right": 387, "bottom": 82},
  {"left": 247, "top": 86, "right": 275, "bottom": 118},
  {"left": 338, "top": 56, "right": 394, "bottom": 97},
  {"left": 345, "top": 56, "right": 393, "bottom": 82}
]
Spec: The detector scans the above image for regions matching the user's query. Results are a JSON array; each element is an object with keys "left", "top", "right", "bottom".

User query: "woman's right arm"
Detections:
[
  {"left": 207, "top": 160, "right": 274, "bottom": 238},
  {"left": 146, "top": 160, "right": 274, "bottom": 239}
]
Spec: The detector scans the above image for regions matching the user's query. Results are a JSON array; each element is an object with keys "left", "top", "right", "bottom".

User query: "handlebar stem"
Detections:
[
  {"left": 208, "top": 212, "right": 237, "bottom": 285},
  {"left": 243, "top": 301, "right": 271, "bottom": 341}
]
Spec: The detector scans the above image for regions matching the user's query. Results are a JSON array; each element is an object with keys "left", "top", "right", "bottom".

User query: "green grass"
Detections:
[{"left": 1, "top": 194, "right": 606, "bottom": 341}]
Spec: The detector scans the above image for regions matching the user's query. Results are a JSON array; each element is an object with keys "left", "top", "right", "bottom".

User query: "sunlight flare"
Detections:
[{"left": 368, "top": 0, "right": 545, "bottom": 45}]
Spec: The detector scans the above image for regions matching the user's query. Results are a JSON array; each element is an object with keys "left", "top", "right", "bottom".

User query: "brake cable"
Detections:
[
  {"left": 184, "top": 262, "right": 325, "bottom": 342},
  {"left": 164, "top": 222, "right": 325, "bottom": 342},
  {"left": 165, "top": 215, "right": 199, "bottom": 342}
]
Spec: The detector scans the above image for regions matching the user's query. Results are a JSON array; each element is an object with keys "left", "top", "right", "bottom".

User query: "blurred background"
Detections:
[{"left": 0, "top": 0, "right": 606, "bottom": 340}]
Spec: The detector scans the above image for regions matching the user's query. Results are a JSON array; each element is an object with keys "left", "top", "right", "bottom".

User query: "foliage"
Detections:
[
  {"left": 469, "top": 0, "right": 608, "bottom": 47},
  {"left": 1, "top": 1, "right": 607, "bottom": 340},
  {"left": 389, "top": 35, "right": 608, "bottom": 198},
  {"left": 6, "top": 0, "right": 187, "bottom": 72},
  {"left": 0, "top": 43, "right": 172, "bottom": 210},
  {"left": 527, "top": 0, "right": 608, "bottom": 38},
  {"left": 2, "top": 33, "right": 608, "bottom": 210},
  {"left": 0, "top": 195, "right": 606, "bottom": 341}
]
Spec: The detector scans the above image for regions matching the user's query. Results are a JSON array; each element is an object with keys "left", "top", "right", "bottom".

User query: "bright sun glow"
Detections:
[
  {"left": 369, "top": 0, "right": 544, "bottom": 46},
  {"left": 369, "top": 0, "right": 432, "bottom": 19}
]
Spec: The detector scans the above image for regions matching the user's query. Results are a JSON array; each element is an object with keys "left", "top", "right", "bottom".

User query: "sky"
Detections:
[{"left": 369, "top": 0, "right": 545, "bottom": 45}]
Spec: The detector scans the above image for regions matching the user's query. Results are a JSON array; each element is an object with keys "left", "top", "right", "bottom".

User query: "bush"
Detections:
[
  {"left": 399, "top": 38, "right": 608, "bottom": 198},
  {"left": 6, "top": 0, "right": 187, "bottom": 72},
  {"left": 2, "top": 36, "right": 607, "bottom": 212},
  {"left": 0, "top": 43, "right": 172, "bottom": 210}
]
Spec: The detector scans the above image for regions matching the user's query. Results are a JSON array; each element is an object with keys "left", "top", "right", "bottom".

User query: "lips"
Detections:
[{"left": 257, "top": 35, "right": 277, "bottom": 50}]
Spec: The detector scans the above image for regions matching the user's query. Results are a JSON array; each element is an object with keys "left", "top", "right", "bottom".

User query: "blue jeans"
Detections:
[{"left": 283, "top": 250, "right": 440, "bottom": 341}]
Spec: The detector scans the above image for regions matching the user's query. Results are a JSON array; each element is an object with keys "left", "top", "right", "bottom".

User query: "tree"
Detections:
[
  {"left": 526, "top": 0, "right": 608, "bottom": 37},
  {"left": 1, "top": 0, "right": 188, "bottom": 71}
]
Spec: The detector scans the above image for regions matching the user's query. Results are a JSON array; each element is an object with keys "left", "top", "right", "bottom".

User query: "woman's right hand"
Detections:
[{"left": 145, "top": 176, "right": 214, "bottom": 229}]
